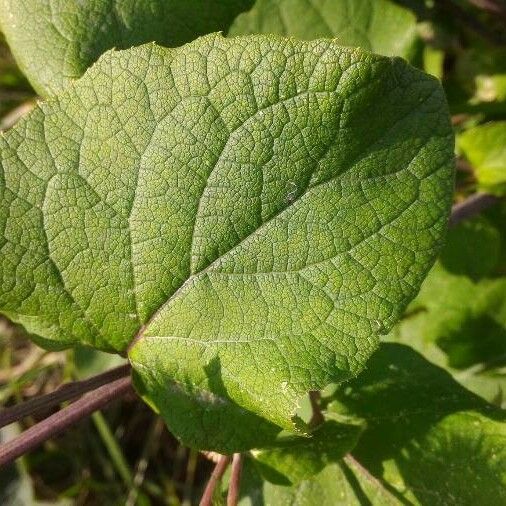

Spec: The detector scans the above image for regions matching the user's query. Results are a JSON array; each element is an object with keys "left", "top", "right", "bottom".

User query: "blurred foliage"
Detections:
[
  {"left": 458, "top": 121, "right": 506, "bottom": 195},
  {"left": 0, "top": 314, "right": 217, "bottom": 505}
]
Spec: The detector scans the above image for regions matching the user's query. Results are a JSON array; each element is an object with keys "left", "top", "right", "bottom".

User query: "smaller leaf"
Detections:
[
  {"left": 327, "top": 343, "right": 506, "bottom": 505},
  {"left": 0, "top": 0, "right": 253, "bottom": 96},
  {"left": 423, "top": 45, "right": 445, "bottom": 80},
  {"left": 388, "top": 205, "right": 506, "bottom": 406},
  {"left": 440, "top": 216, "right": 501, "bottom": 279},
  {"left": 391, "top": 205, "right": 506, "bottom": 371}
]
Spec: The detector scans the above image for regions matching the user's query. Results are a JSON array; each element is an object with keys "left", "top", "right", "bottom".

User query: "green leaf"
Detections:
[
  {"left": 0, "top": 0, "right": 253, "bottom": 96},
  {"left": 0, "top": 33, "right": 454, "bottom": 451},
  {"left": 237, "top": 456, "right": 401, "bottom": 505},
  {"left": 423, "top": 45, "right": 444, "bottom": 80},
  {"left": 386, "top": 213, "right": 506, "bottom": 408},
  {"left": 251, "top": 419, "right": 363, "bottom": 485},
  {"left": 229, "top": 0, "right": 420, "bottom": 60},
  {"left": 458, "top": 122, "right": 506, "bottom": 196},
  {"left": 388, "top": 204, "right": 506, "bottom": 406},
  {"left": 328, "top": 343, "right": 506, "bottom": 505}
]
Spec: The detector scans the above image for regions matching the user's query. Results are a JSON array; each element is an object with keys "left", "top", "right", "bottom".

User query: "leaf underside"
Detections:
[{"left": 0, "top": 33, "right": 454, "bottom": 451}]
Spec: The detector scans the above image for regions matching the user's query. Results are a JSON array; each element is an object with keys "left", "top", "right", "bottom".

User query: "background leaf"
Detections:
[
  {"left": 229, "top": 0, "right": 420, "bottom": 60},
  {"left": 388, "top": 203, "right": 506, "bottom": 403},
  {"left": 236, "top": 456, "right": 401, "bottom": 505},
  {"left": 0, "top": 33, "right": 34, "bottom": 124},
  {"left": 73, "top": 347, "right": 126, "bottom": 379},
  {"left": 454, "top": 47, "right": 506, "bottom": 105},
  {"left": 0, "top": 0, "right": 253, "bottom": 96},
  {"left": 251, "top": 420, "right": 363, "bottom": 485}
]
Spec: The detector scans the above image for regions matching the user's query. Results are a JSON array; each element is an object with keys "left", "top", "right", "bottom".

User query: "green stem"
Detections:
[{"left": 92, "top": 410, "right": 133, "bottom": 488}]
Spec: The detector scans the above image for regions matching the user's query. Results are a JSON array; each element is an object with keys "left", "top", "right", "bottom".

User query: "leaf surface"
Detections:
[
  {"left": 229, "top": 0, "right": 419, "bottom": 60},
  {"left": 0, "top": 33, "right": 454, "bottom": 451},
  {"left": 0, "top": 0, "right": 253, "bottom": 96}
]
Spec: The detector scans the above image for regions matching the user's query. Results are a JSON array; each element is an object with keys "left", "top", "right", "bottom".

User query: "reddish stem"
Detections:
[
  {"left": 449, "top": 193, "right": 500, "bottom": 228},
  {"left": 0, "top": 364, "right": 131, "bottom": 429},
  {"left": 200, "top": 454, "right": 231, "bottom": 506},
  {"left": 0, "top": 376, "right": 133, "bottom": 468},
  {"left": 468, "top": 0, "right": 506, "bottom": 18},
  {"left": 227, "top": 453, "right": 243, "bottom": 506},
  {"left": 309, "top": 391, "right": 324, "bottom": 427}
]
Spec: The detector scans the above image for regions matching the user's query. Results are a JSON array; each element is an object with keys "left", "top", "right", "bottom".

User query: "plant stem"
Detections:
[
  {"left": 343, "top": 454, "right": 399, "bottom": 501},
  {"left": 183, "top": 449, "right": 199, "bottom": 506},
  {"left": 0, "top": 375, "right": 133, "bottom": 468},
  {"left": 199, "top": 454, "right": 231, "bottom": 506},
  {"left": 227, "top": 453, "right": 243, "bottom": 506},
  {"left": 0, "top": 364, "right": 131, "bottom": 429},
  {"left": 449, "top": 193, "right": 500, "bottom": 228}
]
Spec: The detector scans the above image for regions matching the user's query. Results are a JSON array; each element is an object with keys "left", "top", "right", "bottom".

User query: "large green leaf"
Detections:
[
  {"left": 328, "top": 343, "right": 506, "bottom": 505},
  {"left": 0, "top": 0, "right": 253, "bottom": 96},
  {"left": 229, "top": 0, "right": 420, "bottom": 60},
  {"left": 458, "top": 122, "right": 506, "bottom": 196},
  {"left": 0, "top": 33, "right": 454, "bottom": 451}
]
